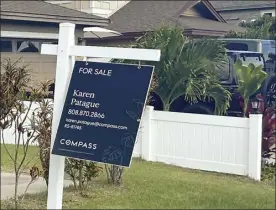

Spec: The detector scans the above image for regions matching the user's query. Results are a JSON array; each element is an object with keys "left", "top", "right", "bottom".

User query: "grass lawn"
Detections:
[
  {"left": 1, "top": 144, "right": 41, "bottom": 172},
  {"left": 1, "top": 144, "right": 275, "bottom": 209}
]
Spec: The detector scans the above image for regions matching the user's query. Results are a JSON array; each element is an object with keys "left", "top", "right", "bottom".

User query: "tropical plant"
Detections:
[
  {"left": 0, "top": 58, "right": 43, "bottom": 209},
  {"left": 0, "top": 58, "right": 30, "bottom": 121},
  {"left": 234, "top": 59, "right": 268, "bottom": 116},
  {"left": 225, "top": 15, "right": 276, "bottom": 40},
  {"left": 261, "top": 104, "right": 276, "bottom": 181},
  {"left": 262, "top": 105, "right": 276, "bottom": 155},
  {"left": 127, "top": 26, "right": 231, "bottom": 114},
  {"left": 32, "top": 82, "right": 53, "bottom": 187}
]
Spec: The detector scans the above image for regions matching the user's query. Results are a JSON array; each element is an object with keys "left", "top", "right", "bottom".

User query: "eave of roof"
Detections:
[
  {"left": 84, "top": 27, "right": 240, "bottom": 42},
  {"left": 1, "top": 12, "right": 109, "bottom": 27},
  {"left": 215, "top": 3, "right": 275, "bottom": 11},
  {"left": 201, "top": 0, "right": 226, "bottom": 22},
  {"left": 172, "top": 0, "right": 226, "bottom": 23}
]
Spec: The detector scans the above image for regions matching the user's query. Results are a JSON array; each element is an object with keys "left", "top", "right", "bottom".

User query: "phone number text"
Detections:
[{"left": 68, "top": 109, "right": 105, "bottom": 119}]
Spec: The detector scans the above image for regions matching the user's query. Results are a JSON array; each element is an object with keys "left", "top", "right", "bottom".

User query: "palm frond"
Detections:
[{"left": 122, "top": 26, "right": 231, "bottom": 113}]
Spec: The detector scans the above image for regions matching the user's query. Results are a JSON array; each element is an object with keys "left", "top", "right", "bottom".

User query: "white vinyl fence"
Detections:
[
  {"left": 1, "top": 102, "right": 262, "bottom": 181},
  {"left": 1, "top": 101, "right": 53, "bottom": 146},
  {"left": 134, "top": 106, "right": 262, "bottom": 181}
]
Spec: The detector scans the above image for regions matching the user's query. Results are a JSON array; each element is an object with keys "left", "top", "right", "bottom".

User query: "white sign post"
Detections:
[{"left": 41, "top": 22, "right": 160, "bottom": 209}]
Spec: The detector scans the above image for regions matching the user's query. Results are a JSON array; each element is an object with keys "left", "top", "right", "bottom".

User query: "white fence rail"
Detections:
[
  {"left": 134, "top": 106, "right": 262, "bottom": 181},
  {"left": 1, "top": 102, "right": 262, "bottom": 181}
]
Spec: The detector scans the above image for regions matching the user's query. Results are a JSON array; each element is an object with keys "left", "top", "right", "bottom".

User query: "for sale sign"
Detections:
[{"left": 52, "top": 61, "right": 154, "bottom": 167}]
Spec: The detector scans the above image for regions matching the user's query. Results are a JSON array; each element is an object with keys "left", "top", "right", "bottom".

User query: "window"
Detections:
[
  {"left": 239, "top": 53, "right": 264, "bottom": 68},
  {"left": 42, "top": 41, "right": 58, "bottom": 45},
  {"left": 45, "top": 1, "right": 71, "bottom": 4},
  {"left": 264, "top": 13, "right": 273, "bottom": 17},
  {"left": 0, "top": 40, "right": 13, "bottom": 52},
  {"left": 225, "top": 43, "right": 249, "bottom": 51},
  {"left": 16, "top": 41, "right": 39, "bottom": 53},
  {"left": 91, "top": 1, "right": 111, "bottom": 8}
]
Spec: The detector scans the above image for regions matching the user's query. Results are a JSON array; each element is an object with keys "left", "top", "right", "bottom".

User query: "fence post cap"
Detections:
[
  {"left": 249, "top": 114, "right": 263, "bottom": 118},
  {"left": 59, "top": 23, "right": 75, "bottom": 27},
  {"left": 146, "top": 105, "right": 154, "bottom": 111}
]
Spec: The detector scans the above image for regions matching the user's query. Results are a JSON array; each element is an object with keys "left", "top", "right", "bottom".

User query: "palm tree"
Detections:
[{"left": 127, "top": 26, "right": 231, "bottom": 115}]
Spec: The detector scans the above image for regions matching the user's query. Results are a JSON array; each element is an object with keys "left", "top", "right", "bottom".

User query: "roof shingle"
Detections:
[
  {"left": 210, "top": 1, "right": 275, "bottom": 11},
  {"left": 1, "top": 0, "right": 109, "bottom": 26},
  {"left": 108, "top": 0, "right": 245, "bottom": 34}
]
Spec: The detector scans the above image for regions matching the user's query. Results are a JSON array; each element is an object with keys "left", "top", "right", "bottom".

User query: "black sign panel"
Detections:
[{"left": 52, "top": 61, "right": 154, "bottom": 167}]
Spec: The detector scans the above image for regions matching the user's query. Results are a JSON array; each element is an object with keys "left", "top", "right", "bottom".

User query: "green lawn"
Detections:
[
  {"left": 1, "top": 144, "right": 41, "bottom": 172},
  {"left": 1, "top": 144, "right": 275, "bottom": 209}
]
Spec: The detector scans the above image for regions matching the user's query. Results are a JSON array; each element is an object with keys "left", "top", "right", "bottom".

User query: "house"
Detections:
[
  {"left": 0, "top": 0, "right": 109, "bottom": 86},
  {"left": 210, "top": 1, "right": 276, "bottom": 24},
  {"left": 45, "top": 0, "right": 129, "bottom": 18},
  {"left": 84, "top": 0, "right": 246, "bottom": 46},
  {"left": 45, "top": 0, "right": 276, "bottom": 25}
]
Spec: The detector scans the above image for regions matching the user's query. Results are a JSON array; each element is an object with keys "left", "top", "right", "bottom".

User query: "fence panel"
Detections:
[{"left": 134, "top": 106, "right": 262, "bottom": 180}]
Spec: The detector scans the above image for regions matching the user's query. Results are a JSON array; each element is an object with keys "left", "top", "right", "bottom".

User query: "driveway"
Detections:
[{"left": 1, "top": 173, "right": 72, "bottom": 200}]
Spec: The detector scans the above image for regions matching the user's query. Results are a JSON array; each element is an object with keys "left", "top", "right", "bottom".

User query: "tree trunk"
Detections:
[
  {"left": 164, "top": 103, "right": 170, "bottom": 111},
  {"left": 14, "top": 173, "right": 19, "bottom": 209},
  {"left": 72, "top": 176, "right": 77, "bottom": 190},
  {"left": 243, "top": 98, "right": 248, "bottom": 117},
  {"left": 78, "top": 161, "right": 84, "bottom": 191},
  {"left": 105, "top": 164, "right": 124, "bottom": 185}
]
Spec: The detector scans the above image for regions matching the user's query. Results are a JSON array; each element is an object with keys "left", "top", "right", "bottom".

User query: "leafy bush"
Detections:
[
  {"left": 65, "top": 158, "right": 102, "bottom": 192},
  {"left": 105, "top": 165, "right": 124, "bottom": 185},
  {"left": 0, "top": 58, "right": 46, "bottom": 209},
  {"left": 262, "top": 105, "right": 276, "bottom": 171},
  {"left": 261, "top": 164, "right": 275, "bottom": 182},
  {"left": 33, "top": 92, "right": 53, "bottom": 187},
  {"left": 33, "top": 93, "right": 103, "bottom": 190},
  {"left": 225, "top": 15, "right": 276, "bottom": 40},
  {"left": 0, "top": 58, "right": 30, "bottom": 121}
]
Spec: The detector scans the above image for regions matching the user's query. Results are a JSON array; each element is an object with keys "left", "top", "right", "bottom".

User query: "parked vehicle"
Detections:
[
  {"left": 219, "top": 38, "right": 276, "bottom": 61},
  {"left": 149, "top": 50, "right": 276, "bottom": 116}
]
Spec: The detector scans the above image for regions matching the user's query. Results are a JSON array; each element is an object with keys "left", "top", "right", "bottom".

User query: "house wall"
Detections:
[
  {"left": 182, "top": 7, "right": 203, "bottom": 17},
  {"left": 86, "top": 38, "right": 133, "bottom": 47},
  {"left": 1, "top": 21, "right": 86, "bottom": 87},
  {"left": 219, "top": 8, "right": 275, "bottom": 24},
  {"left": 46, "top": 0, "right": 129, "bottom": 18},
  {"left": 260, "top": 9, "right": 276, "bottom": 17}
]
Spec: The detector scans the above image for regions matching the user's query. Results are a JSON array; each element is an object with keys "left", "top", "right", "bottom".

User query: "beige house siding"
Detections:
[
  {"left": 1, "top": 52, "right": 57, "bottom": 88},
  {"left": 45, "top": 1, "right": 80, "bottom": 9},
  {"left": 46, "top": 1, "right": 129, "bottom": 18},
  {"left": 182, "top": 7, "right": 203, "bottom": 17},
  {"left": 1, "top": 22, "right": 86, "bottom": 88}
]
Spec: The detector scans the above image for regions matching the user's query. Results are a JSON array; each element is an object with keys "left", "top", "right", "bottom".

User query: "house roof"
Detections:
[
  {"left": 210, "top": 1, "right": 276, "bottom": 11},
  {"left": 0, "top": 0, "right": 109, "bottom": 27},
  {"left": 107, "top": 0, "right": 245, "bottom": 37}
]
